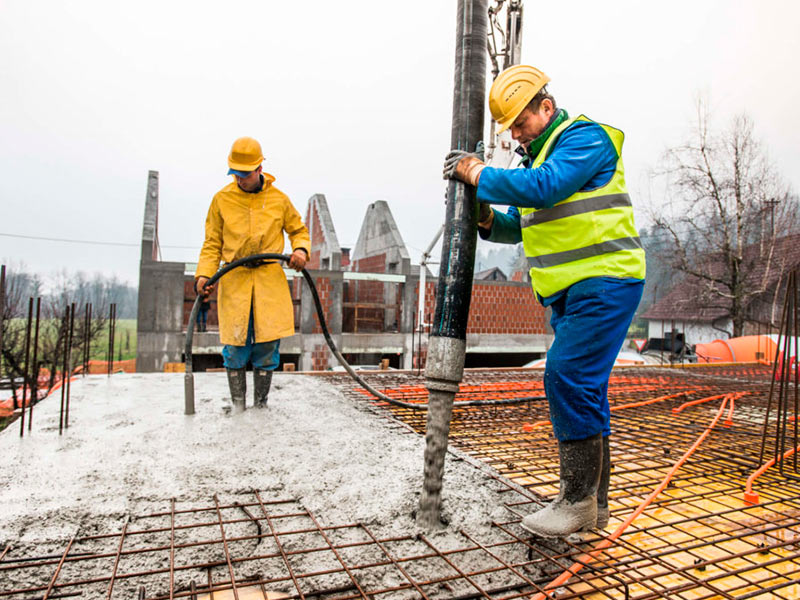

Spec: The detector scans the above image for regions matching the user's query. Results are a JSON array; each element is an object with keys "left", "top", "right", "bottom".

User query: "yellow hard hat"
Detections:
[
  {"left": 488, "top": 65, "right": 550, "bottom": 134},
  {"left": 227, "top": 137, "right": 264, "bottom": 172}
]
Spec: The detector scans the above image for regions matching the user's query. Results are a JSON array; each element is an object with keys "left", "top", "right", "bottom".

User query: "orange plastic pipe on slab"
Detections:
[
  {"left": 743, "top": 443, "right": 800, "bottom": 505},
  {"left": 529, "top": 396, "right": 732, "bottom": 599},
  {"left": 521, "top": 391, "right": 701, "bottom": 432},
  {"left": 671, "top": 393, "right": 729, "bottom": 413},
  {"left": 610, "top": 391, "right": 696, "bottom": 412}
]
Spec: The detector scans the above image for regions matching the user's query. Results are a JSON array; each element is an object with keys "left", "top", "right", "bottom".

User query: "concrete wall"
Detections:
[
  {"left": 136, "top": 260, "right": 186, "bottom": 372},
  {"left": 137, "top": 170, "right": 188, "bottom": 373}
]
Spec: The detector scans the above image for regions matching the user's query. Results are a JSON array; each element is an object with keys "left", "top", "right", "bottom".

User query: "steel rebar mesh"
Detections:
[
  {"left": 3, "top": 364, "right": 800, "bottom": 598},
  {"left": 335, "top": 364, "right": 800, "bottom": 599}
]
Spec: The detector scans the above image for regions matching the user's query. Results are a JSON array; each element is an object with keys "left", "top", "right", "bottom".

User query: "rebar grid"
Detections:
[
  {"left": 4, "top": 365, "right": 799, "bottom": 599},
  {"left": 335, "top": 364, "right": 800, "bottom": 599},
  {"left": 1, "top": 491, "right": 576, "bottom": 599}
]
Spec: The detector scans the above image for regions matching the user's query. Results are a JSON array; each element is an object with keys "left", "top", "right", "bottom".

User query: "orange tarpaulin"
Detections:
[{"left": 0, "top": 360, "right": 136, "bottom": 417}]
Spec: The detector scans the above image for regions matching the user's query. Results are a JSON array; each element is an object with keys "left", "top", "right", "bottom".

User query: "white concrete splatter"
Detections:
[{"left": 0, "top": 373, "right": 539, "bottom": 595}]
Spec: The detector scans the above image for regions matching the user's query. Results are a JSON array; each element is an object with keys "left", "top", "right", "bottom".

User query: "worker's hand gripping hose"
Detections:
[{"left": 183, "top": 253, "right": 545, "bottom": 414}]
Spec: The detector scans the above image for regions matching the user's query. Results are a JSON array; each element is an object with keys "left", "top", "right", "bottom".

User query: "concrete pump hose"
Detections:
[{"left": 184, "top": 253, "right": 546, "bottom": 411}]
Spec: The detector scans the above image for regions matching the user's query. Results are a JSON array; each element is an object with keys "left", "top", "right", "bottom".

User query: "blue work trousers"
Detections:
[
  {"left": 544, "top": 277, "right": 644, "bottom": 441},
  {"left": 221, "top": 309, "right": 280, "bottom": 371}
]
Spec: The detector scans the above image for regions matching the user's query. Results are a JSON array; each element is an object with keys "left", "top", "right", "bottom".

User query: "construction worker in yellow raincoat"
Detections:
[{"left": 195, "top": 137, "right": 310, "bottom": 411}]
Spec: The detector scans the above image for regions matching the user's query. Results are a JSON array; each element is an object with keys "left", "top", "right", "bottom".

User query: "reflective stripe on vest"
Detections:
[
  {"left": 520, "top": 115, "right": 646, "bottom": 298},
  {"left": 527, "top": 236, "right": 643, "bottom": 269},
  {"left": 520, "top": 192, "right": 633, "bottom": 227}
]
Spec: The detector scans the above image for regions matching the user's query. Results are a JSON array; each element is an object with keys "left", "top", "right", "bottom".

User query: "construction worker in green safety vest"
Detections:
[{"left": 444, "top": 65, "right": 646, "bottom": 537}]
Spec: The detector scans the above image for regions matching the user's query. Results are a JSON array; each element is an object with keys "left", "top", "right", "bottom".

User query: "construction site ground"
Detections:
[{"left": 1, "top": 364, "right": 799, "bottom": 599}]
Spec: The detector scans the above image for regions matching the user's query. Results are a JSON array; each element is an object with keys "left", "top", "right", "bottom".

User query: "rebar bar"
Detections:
[
  {"left": 107, "top": 303, "right": 116, "bottom": 376},
  {"left": 26, "top": 297, "right": 41, "bottom": 432},
  {"left": 759, "top": 268, "right": 800, "bottom": 481},
  {"left": 60, "top": 304, "right": 69, "bottom": 434},
  {"left": 65, "top": 302, "right": 75, "bottom": 429},
  {"left": 83, "top": 302, "right": 92, "bottom": 376},
  {"left": 18, "top": 297, "right": 33, "bottom": 437}
]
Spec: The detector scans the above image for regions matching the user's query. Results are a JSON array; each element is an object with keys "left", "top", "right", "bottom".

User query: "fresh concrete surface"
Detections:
[{"left": 0, "top": 373, "right": 534, "bottom": 594}]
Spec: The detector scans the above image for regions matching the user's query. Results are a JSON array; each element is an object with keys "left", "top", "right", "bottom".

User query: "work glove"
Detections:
[{"left": 443, "top": 141, "right": 486, "bottom": 187}]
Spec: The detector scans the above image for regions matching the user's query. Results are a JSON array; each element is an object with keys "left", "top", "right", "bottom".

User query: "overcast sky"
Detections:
[{"left": 1, "top": 0, "right": 798, "bottom": 285}]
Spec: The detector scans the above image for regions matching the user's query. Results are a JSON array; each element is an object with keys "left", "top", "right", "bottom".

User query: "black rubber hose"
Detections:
[{"left": 185, "top": 253, "right": 546, "bottom": 410}]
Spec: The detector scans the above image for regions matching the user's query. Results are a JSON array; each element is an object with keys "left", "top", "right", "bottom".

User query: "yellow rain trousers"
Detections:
[{"left": 195, "top": 173, "right": 310, "bottom": 346}]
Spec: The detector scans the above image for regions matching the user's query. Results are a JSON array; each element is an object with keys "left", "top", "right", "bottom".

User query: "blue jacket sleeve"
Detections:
[
  {"left": 476, "top": 121, "right": 618, "bottom": 209},
  {"left": 479, "top": 206, "right": 522, "bottom": 244}
]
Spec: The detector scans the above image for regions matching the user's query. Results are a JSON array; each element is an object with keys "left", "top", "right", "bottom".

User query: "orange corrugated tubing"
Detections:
[{"left": 529, "top": 394, "right": 733, "bottom": 599}]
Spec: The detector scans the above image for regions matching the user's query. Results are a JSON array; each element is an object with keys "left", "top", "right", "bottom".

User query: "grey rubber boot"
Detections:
[
  {"left": 226, "top": 367, "right": 247, "bottom": 413},
  {"left": 521, "top": 433, "right": 603, "bottom": 537},
  {"left": 597, "top": 435, "right": 610, "bottom": 529},
  {"left": 253, "top": 369, "right": 273, "bottom": 408}
]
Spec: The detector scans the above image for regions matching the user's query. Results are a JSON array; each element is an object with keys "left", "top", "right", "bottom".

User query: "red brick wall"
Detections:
[
  {"left": 413, "top": 280, "right": 544, "bottom": 368},
  {"left": 352, "top": 253, "right": 386, "bottom": 273},
  {"left": 343, "top": 278, "right": 392, "bottom": 333},
  {"left": 466, "top": 281, "right": 544, "bottom": 334},
  {"left": 311, "top": 343, "right": 329, "bottom": 371},
  {"left": 345, "top": 253, "right": 393, "bottom": 332},
  {"left": 306, "top": 201, "right": 323, "bottom": 270},
  {"left": 311, "top": 275, "right": 334, "bottom": 334},
  {"left": 414, "top": 280, "right": 542, "bottom": 334},
  {"left": 412, "top": 281, "right": 437, "bottom": 332}
]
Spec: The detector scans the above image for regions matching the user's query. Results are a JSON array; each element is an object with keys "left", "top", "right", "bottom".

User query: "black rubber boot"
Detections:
[
  {"left": 226, "top": 367, "right": 247, "bottom": 413},
  {"left": 254, "top": 369, "right": 273, "bottom": 408},
  {"left": 521, "top": 433, "right": 603, "bottom": 537},
  {"left": 597, "top": 435, "right": 610, "bottom": 529}
]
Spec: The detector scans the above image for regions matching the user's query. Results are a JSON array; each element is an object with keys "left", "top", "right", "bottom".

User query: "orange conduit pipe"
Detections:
[
  {"left": 743, "top": 444, "right": 800, "bottom": 505},
  {"left": 671, "top": 391, "right": 748, "bottom": 414},
  {"left": 671, "top": 393, "right": 728, "bottom": 413},
  {"left": 521, "top": 392, "right": 698, "bottom": 432},
  {"left": 529, "top": 395, "right": 733, "bottom": 600},
  {"left": 610, "top": 391, "right": 697, "bottom": 412},
  {"left": 724, "top": 395, "right": 736, "bottom": 427}
]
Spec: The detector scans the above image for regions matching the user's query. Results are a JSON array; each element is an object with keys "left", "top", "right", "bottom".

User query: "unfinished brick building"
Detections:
[{"left": 136, "top": 171, "right": 550, "bottom": 372}]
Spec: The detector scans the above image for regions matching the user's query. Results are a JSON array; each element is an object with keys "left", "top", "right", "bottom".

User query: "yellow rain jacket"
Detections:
[{"left": 195, "top": 173, "right": 310, "bottom": 346}]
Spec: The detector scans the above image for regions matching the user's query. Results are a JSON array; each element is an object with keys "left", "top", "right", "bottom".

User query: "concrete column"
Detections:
[
  {"left": 401, "top": 274, "right": 418, "bottom": 333},
  {"left": 136, "top": 261, "right": 186, "bottom": 372},
  {"left": 299, "top": 270, "right": 318, "bottom": 335}
]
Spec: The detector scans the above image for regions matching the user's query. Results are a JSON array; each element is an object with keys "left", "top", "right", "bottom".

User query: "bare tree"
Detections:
[
  {"left": 1, "top": 265, "right": 112, "bottom": 402},
  {"left": 648, "top": 99, "right": 799, "bottom": 337}
]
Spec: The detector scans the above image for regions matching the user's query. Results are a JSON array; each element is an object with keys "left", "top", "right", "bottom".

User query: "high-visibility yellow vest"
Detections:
[{"left": 521, "top": 115, "right": 646, "bottom": 298}]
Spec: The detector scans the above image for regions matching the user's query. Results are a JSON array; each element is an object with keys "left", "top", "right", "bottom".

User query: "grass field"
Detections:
[
  {"left": 1, "top": 318, "right": 138, "bottom": 363},
  {"left": 91, "top": 319, "right": 137, "bottom": 362}
]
